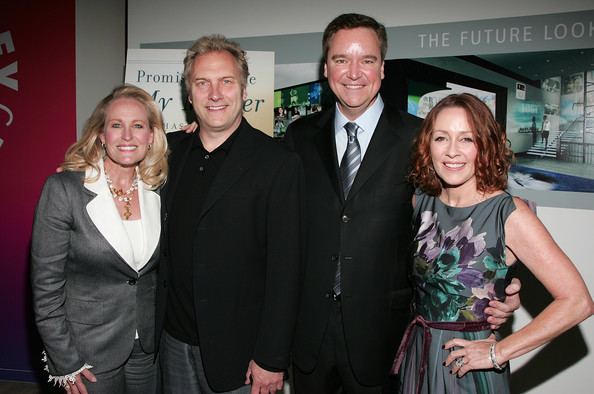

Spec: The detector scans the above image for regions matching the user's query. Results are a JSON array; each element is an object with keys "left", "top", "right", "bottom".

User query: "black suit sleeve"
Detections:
[{"left": 251, "top": 151, "right": 304, "bottom": 371}]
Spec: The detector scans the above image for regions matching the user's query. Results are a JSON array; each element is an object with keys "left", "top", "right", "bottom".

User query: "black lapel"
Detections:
[
  {"left": 163, "top": 133, "right": 195, "bottom": 214},
  {"left": 346, "top": 108, "right": 404, "bottom": 199},
  {"left": 313, "top": 108, "right": 344, "bottom": 201},
  {"left": 198, "top": 119, "right": 263, "bottom": 219}
]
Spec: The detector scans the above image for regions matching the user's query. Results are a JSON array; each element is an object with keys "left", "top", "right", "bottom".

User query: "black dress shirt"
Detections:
[{"left": 164, "top": 129, "right": 239, "bottom": 345}]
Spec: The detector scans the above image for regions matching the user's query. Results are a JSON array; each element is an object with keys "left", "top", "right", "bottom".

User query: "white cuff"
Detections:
[{"left": 41, "top": 351, "right": 94, "bottom": 387}]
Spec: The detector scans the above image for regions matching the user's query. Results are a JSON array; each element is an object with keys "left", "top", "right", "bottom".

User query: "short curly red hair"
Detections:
[{"left": 409, "top": 93, "right": 513, "bottom": 196}]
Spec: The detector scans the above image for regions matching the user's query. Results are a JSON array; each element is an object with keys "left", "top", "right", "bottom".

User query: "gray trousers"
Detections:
[{"left": 82, "top": 339, "right": 158, "bottom": 394}]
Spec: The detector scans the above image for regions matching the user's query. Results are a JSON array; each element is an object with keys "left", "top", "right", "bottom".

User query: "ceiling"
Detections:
[{"left": 477, "top": 48, "right": 594, "bottom": 82}]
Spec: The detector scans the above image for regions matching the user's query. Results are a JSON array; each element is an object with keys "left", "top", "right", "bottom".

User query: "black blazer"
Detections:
[
  {"left": 285, "top": 105, "right": 421, "bottom": 386},
  {"left": 155, "top": 119, "right": 303, "bottom": 392}
]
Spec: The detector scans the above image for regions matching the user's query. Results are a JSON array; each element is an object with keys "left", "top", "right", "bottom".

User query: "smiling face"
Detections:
[
  {"left": 324, "top": 27, "right": 384, "bottom": 120},
  {"left": 430, "top": 107, "right": 478, "bottom": 193},
  {"left": 100, "top": 97, "right": 154, "bottom": 169},
  {"left": 188, "top": 50, "right": 247, "bottom": 137}
]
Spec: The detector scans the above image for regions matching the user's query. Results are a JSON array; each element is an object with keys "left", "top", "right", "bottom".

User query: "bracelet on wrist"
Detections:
[{"left": 489, "top": 342, "right": 506, "bottom": 370}]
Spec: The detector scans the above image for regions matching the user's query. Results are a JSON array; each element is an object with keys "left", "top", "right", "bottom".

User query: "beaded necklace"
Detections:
[{"left": 105, "top": 169, "right": 138, "bottom": 220}]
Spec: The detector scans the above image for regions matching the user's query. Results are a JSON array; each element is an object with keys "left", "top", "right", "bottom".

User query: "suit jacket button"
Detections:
[
  {"left": 127, "top": 279, "right": 137, "bottom": 285},
  {"left": 341, "top": 215, "right": 351, "bottom": 223}
]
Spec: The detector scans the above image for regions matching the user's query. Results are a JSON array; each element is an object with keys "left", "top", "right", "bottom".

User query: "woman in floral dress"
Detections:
[{"left": 394, "top": 93, "right": 593, "bottom": 393}]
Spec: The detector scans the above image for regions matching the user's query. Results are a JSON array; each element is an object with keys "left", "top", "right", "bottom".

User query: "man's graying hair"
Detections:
[{"left": 183, "top": 34, "right": 249, "bottom": 93}]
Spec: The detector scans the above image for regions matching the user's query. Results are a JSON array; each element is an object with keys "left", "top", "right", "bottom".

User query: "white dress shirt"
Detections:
[{"left": 334, "top": 94, "right": 384, "bottom": 164}]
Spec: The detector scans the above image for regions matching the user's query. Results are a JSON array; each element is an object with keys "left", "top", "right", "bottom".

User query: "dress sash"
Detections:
[{"left": 391, "top": 315, "right": 491, "bottom": 394}]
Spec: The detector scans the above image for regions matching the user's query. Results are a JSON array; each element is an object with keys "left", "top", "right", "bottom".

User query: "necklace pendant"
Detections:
[
  {"left": 123, "top": 205, "right": 132, "bottom": 220},
  {"left": 104, "top": 168, "right": 138, "bottom": 221}
]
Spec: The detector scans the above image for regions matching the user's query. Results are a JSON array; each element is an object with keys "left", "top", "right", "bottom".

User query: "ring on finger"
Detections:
[{"left": 455, "top": 357, "right": 464, "bottom": 368}]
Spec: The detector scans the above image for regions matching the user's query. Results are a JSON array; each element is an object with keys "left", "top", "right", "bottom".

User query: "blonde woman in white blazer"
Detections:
[{"left": 31, "top": 85, "right": 168, "bottom": 394}]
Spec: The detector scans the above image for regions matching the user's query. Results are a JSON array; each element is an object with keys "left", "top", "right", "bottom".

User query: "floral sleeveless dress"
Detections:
[{"left": 396, "top": 192, "right": 516, "bottom": 394}]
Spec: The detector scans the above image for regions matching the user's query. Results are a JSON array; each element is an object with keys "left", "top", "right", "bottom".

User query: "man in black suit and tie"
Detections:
[
  {"left": 155, "top": 35, "right": 303, "bottom": 394},
  {"left": 285, "top": 14, "right": 520, "bottom": 393}
]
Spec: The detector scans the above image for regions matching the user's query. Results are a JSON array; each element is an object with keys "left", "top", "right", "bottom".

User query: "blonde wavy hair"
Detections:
[{"left": 61, "top": 84, "right": 168, "bottom": 189}]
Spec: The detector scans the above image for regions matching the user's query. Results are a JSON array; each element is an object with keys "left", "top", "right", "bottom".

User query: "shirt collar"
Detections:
[
  {"left": 334, "top": 94, "right": 384, "bottom": 136},
  {"left": 192, "top": 119, "right": 243, "bottom": 154}
]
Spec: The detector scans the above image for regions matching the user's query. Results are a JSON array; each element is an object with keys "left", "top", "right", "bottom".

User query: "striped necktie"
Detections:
[
  {"left": 340, "top": 122, "right": 361, "bottom": 198},
  {"left": 333, "top": 122, "right": 361, "bottom": 297}
]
